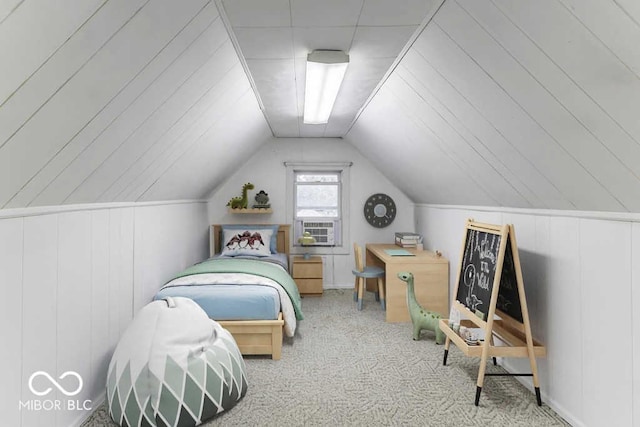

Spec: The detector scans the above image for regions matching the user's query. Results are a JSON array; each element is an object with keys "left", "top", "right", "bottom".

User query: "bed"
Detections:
[{"left": 154, "top": 224, "right": 302, "bottom": 360}]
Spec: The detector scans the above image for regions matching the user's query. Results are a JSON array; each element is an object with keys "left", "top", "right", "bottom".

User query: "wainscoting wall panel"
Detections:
[
  {"left": 579, "top": 219, "right": 632, "bottom": 426},
  {"left": 56, "top": 212, "right": 93, "bottom": 427},
  {"left": 89, "top": 210, "right": 111, "bottom": 406},
  {"left": 0, "top": 218, "right": 24, "bottom": 427},
  {"left": 21, "top": 214, "right": 59, "bottom": 427},
  {"left": 0, "top": 200, "right": 207, "bottom": 427},
  {"left": 633, "top": 223, "right": 640, "bottom": 426},
  {"left": 541, "top": 216, "right": 582, "bottom": 419}
]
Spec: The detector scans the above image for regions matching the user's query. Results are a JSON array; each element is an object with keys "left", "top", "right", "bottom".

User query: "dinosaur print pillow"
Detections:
[
  {"left": 221, "top": 224, "right": 279, "bottom": 253},
  {"left": 221, "top": 229, "right": 273, "bottom": 257}
]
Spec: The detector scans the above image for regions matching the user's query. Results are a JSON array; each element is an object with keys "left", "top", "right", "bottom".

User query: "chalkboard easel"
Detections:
[{"left": 439, "top": 220, "right": 546, "bottom": 406}]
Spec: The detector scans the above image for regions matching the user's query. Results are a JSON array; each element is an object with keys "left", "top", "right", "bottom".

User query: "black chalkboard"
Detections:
[
  {"left": 456, "top": 226, "right": 523, "bottom": 323},
  {"left": 456, "top": 228, "right": 501, "bottom": 321},
  {"left": 448, "top": 222, "right": 544, "bottom": 407},
  {"left": 496, "top": 236, "right": 523, "bottom": 322}
]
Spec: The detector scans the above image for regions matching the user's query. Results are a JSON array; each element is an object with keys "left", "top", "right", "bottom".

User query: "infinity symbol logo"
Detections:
[{"left": 28, "top": 371, "right": 83, "bottom": 397}]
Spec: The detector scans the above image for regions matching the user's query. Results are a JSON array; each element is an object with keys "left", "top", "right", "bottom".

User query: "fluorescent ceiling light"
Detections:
[{"left": 303, "top": 50, "right": 349, "bottom": 125}]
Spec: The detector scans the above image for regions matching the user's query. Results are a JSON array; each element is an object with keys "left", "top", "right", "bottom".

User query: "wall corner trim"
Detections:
[
  {"left": 415, "top": 203, "right": 640, "bottom": 223},
  {"left": 0, "top": 199, "right": 208, "bottom": 220}
]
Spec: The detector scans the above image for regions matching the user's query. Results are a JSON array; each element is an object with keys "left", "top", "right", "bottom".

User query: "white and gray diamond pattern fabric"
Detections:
[{"left": 106, "top": 297, "right": 247, "bottom": 427}]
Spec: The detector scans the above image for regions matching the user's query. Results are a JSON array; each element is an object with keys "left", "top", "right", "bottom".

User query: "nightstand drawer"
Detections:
[
  {"left": 292, "top": 262, "right": 322, "bottom": 278},
  {"left": 296, "top": 279, "right": 323, "bottom": 295}
]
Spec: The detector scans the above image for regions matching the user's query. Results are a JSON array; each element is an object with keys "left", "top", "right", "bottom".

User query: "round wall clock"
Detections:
[{"left": 364, "top": 193, "right": 396, "bottom": 228}]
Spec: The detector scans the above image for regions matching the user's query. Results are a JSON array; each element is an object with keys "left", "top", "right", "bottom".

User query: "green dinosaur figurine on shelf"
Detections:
[
  {"left": 398, "top": 271, "right": 445, "bottom": 344},
  {"left": 227, "top": 182, "right": 254, "bottom": 209}
]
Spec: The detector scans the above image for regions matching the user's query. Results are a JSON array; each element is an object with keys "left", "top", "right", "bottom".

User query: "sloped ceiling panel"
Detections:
[
  {"left": 0, "top": 0, "right": 271, "bottom": 208},
  {"left": 138, "top": 89, "right": 267, "bottom": 201},
  {"left": 3, "top": 0, "right": 640, "bottom": 213},
  {"left": 346, "top": 0, "right": 640, "bottom": 212},
  {"left": 221, "top": 0, "right": 437, "bottom": 137}
]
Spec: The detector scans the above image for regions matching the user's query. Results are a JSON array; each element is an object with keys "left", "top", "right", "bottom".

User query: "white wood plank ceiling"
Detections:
[
  {"left": 219, "top": 0, "right": 439, "bottom": 137},
  {"left": 0, "top": 0, "right": 271, "bottom": 208},
  {"left": 346, "top": 0, "right": 640, "bottom": 212},
  {"left": 1, "top": 0, "right": 639, "bottom": 213}
]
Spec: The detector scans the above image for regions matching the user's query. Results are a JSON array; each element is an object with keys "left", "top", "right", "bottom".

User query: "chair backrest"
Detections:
[{"left": 353, "top": 243, "right": 364, "bottom": 272}]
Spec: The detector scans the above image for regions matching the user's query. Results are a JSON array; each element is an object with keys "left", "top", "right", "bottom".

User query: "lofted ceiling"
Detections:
[
  {"left": 345, "top": 0, "right": 640, "bottom": 212},
  {"left": 219, "top": 0, "right": 439, "bottom": 137},
  {"left": 1, "top": 1, "right": 639, "bottom": 213}
]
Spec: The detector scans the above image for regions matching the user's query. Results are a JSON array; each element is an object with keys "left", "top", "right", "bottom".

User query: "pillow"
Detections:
[
  {"left": 221, "top": 228, "right": 273, "bottom": 257},
  {"left": 222, "top": 224, "right": 279, "bottom": 253}
]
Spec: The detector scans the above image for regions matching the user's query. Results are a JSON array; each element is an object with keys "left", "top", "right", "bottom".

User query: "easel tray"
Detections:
[{"left": 439, "top": 319, "right": 546, "bottom": 358}]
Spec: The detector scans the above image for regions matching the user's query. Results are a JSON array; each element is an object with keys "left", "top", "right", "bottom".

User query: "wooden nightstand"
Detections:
[{"left": 291, "top": 256, "right": 323, "bottom": 296}]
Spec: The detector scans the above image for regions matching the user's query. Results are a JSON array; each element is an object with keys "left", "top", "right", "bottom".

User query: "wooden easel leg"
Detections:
[
  {"left": 509, "top": 223, "right": 543, "bottom": 406},
  {"left": 522, "top": 309, "right": 542, "bottom": 406},
  {"left": 475, "top": 386, "right": 482, "bottom": 406},
  {"left": 529, "top": 353, "right": 542, "bottom": 406},
  {"left": 443, "top": 336, "right": 451, "bottom": 365},
  {"left": 475, "top": 341, "right": 491, "bottom": 406}
]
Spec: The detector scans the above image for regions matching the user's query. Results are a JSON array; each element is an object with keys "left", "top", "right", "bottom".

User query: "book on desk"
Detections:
[{"left": 394, "top": 231, "right": 422, "bottom": 248}]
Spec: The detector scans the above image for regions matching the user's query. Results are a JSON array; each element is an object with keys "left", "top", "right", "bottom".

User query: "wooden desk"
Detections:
[{"left": 366, "top": 244, "right": 449, "bottom": 323}]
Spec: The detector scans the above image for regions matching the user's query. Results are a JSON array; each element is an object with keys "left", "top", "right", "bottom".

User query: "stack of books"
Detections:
[{"left": 395, "top": 231, "right": 422, "bottom": 248}]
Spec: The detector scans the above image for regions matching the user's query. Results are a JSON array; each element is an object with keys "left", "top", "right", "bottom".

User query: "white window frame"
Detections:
[{"left": 285, "top": 161, "right": 352, "bottom": 255}]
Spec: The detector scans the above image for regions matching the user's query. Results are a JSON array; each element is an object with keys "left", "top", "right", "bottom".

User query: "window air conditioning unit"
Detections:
[{"left": 295, "top": 220, "right": 341, "bottom": 246}]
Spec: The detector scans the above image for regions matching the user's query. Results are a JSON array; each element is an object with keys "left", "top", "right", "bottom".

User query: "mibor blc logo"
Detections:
[{"left": 19, "top": 371, "right": 92, "bottom": 412}]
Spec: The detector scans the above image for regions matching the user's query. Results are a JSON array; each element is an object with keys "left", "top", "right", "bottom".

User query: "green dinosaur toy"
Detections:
[
  {"left": 398, "top": 271, "right": 445, "bottom": 344},
  {"left": 227, "top": 182, "right": 254, "bottom": 209}
]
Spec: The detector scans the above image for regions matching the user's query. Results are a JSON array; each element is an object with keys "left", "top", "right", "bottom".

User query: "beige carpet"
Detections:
[{"left": 83, "top": 289, "right": 569, "bottom": 427}]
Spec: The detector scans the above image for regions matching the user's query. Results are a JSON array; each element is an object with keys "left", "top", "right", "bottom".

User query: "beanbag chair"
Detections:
[{"left": 106, "top": 296, "right": 247, "bottom": 427}]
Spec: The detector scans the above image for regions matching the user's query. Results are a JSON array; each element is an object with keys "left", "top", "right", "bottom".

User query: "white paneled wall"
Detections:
[
  {"left": 416, "top": 204, "right": 639, "bottom": 427},
  {"left": 0, "top": 200, "right": 208, "bottom": 427},
  {"left": 21, "top": 214, "right": 58, "bottom": 427},
  {"left": 579, "top": 219, "right": 632, "bottom": 426},
  {"left": 56, "top": 212, "right": 92, "bottom": 427},
  {"left": 633, "top": 223, "right": 640, "bottom": 426},
  {"left": 0, "top": 218, "right": 23, "bottom": 427}
]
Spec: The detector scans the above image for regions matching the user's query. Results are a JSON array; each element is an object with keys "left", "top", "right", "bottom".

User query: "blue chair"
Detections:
[{"left": 352, "top": 243, "right": 385, "bottom": 311}]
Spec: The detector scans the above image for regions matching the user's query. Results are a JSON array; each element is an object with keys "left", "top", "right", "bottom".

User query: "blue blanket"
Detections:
[{"left": 168, "top": 257, "right": 304, "bottom": 320}]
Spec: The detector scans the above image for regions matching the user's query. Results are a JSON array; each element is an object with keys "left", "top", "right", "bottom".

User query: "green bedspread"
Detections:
[{"left": 171, "top": 258, "right": 304, "bottom": 320}]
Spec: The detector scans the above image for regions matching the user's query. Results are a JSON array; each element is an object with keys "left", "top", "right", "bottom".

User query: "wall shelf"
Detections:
[{"left": 228, "top": 207, "right": 272, "bottom": 214}]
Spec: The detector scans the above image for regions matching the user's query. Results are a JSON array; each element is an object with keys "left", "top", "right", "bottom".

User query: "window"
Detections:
[
  {"left": 294, "top": 172, "right": 340, "bottom": 218},
  {"left": 285, "top": 162, "right": 351, "bottom": 252}
]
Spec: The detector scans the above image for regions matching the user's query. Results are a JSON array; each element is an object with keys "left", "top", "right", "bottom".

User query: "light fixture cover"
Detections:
[{"left": 303, "top": 50, "right": 349, "bottom": 125}]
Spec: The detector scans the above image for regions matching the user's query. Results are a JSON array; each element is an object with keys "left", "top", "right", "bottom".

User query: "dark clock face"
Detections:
[{"left": 364, "top": 193, "right": 396, "bottom": 228}]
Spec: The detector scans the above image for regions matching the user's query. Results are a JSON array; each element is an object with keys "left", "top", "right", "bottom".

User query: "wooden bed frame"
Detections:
[{"left": 209, "top": 224, "right": 290, "bottom": 360}]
